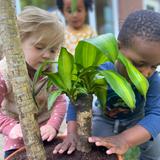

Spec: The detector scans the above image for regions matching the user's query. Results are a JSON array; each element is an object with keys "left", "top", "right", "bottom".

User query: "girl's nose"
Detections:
[{"left": 42, "top": 50, "right": 51, "bottom": 59}]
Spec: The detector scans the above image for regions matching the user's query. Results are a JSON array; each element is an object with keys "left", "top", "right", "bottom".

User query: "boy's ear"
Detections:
[{"left": 117, "top": 40, "right": 121, "bottom": 50}]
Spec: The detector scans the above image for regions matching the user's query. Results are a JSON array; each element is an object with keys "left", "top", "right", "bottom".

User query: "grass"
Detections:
[{"left": 125, "top": 147, "right": 140, "bottom": 160}]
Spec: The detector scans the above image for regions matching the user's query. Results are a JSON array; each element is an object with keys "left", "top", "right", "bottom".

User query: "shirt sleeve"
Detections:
[
  {"left": 0, "top": 74, "right": 18, "bottom": 136},
  {"left": 138, "top": 72, "right": 160, "bottom": 139},
  {"left": 66, "top": 103, "right": 77, "bottom": 122},
  {"left": 47, "top": 94, "right": 67, "bottom": 131}
]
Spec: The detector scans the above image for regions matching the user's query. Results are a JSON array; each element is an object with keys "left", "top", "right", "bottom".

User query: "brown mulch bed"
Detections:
[{"left": 6, "top": 137, "right": 118, "bottom": 160}]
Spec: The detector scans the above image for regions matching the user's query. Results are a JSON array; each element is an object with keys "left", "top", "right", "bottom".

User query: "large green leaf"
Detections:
[
  {"left": 100, "top": 70, "right": 136, "bottom": 109},
  {"left": 48, "top": 89, "right": 62, "bottom": 110},
  {"left": 58, "top": 47, "right": 74, "bottom": 90},
  {"left": 94, "top": 86, "right": 107, "bottom": 110},
  {"left": 75, "top": 41, "right": 108, "bottom": 69},
  {"left": 92, "top": 78, "right": 107, "bottom": 109},
  {"left": 81, "top": 33, "right": 118, "bottom": 63},
  {"left": 118, "top": 52, "right": 149, "bottom": 99},
  {"left": 33, "top": 60, "right": 53, "bottom": 85},
  {"left": 44, "top": 72, "right": 65, "bottom": 90}
]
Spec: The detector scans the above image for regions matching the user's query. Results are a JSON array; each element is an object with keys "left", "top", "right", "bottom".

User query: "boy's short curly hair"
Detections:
[
  {"left": 56, "top": 0, "right": 93, "bottom": 12},
  {"left": 118, "top": 10, "right": 160, "bottom": 48}
]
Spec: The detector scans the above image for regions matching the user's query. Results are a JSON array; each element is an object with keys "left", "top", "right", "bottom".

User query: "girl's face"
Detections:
[
  {"left": 22, "top": 34, "right": 58, "bottom": 70},
  {"left": 118, "top": 37, "right": 160, "bottom": 78},
  {"left": 63, "top": 0, "right": 87, "bottom": 29}
]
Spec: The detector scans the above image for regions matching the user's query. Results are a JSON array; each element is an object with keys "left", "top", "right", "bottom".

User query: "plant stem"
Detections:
[{"left": 75, "top": 94, "right": 93, "bottom": 153}]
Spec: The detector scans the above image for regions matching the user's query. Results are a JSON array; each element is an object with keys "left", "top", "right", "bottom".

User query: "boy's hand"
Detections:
[
  {"left": 40, "top": 124, "right": 57, "bottom": 142},
  {"left": 9, "top": 123, "right": 23, "bottom": 139},
  {"left": 53, "top": 133, "right": 77, "bottom": 155},
  {"left": 88, "top": 134, "right": 129, "bottom": 155}
]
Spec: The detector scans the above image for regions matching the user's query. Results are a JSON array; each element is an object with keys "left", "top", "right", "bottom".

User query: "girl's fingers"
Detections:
[
  {"left": 47, "top": 134, "right": 54, "bottom": 142},
  {"left": 42, "top": 132, "right": 49, "bottom": 141}
]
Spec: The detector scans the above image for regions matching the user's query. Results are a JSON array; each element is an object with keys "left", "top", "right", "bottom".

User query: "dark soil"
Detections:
[{"left": 8, "top": 137, "right": 118, "bottom": 160}]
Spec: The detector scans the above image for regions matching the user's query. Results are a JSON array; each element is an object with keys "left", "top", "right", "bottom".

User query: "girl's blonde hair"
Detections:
[{"left": 17, "top": 6, "right": 64, "bottom": 51}]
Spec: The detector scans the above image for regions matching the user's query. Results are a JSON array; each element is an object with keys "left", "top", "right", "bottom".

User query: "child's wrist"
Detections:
[{"left": 119, "top": 132, "right": 133, "bottom": 148}]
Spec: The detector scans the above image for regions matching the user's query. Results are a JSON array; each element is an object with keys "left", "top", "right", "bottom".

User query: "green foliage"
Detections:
[
  {"left": 20, "top": 0, "right": 54, "bottom": 10},
  {"left": 58, "top": 48, "right": 74, "bottom": 90},
  {"left": 125, "top": 147, "right": 140, "bottom": 160},
  {"left": 34, "top": 33, "right": 149, "bottom": 111},
  {"left": 118, "top": 52, "right": 149, "bottom": 99},
  {"left": 100, "top": 70, "right": 135, "bottom": 109},
  {"left": 48, "top": 90, "right": 62, "bottom": 110},
  {"left": 82, "top": 33, "right": 118, "bottom": 63}
]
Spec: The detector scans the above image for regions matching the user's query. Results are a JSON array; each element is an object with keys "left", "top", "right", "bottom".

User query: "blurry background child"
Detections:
[
  {"left": 56, "top": 0, "right": 97, "bottom": 54},
  {"left": 0, "top": 6, "right": 67, "bottom": 158}
]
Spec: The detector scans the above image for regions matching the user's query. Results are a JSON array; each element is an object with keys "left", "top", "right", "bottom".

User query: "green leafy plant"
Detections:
[
  {"left": 34, "top": 33, "right": 149, "bottom": 152},
  {"left": 35, "top": 33, "right": 148, "bottom": 109}
]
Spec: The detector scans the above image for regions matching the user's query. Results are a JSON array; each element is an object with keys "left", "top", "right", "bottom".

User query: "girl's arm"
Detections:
[
  {"left": 0, "top": 75, "right": 19, "bottom": 136},
  {"left": 46, "top": 94, "right": 67, "bottom": 131}
]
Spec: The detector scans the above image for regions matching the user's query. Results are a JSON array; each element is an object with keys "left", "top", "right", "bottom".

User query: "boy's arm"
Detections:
[
  {"left": 53, "top": 103, "right": 77, "bottom": 154},
  {"left": 89, "top": 124, "right": 150, "bottom": 155},
  {"left": 53, "top": 120, "right": 77, "bottom": 154},
  {"left": 89, "top": 73, "right": 160, "bottom": 155}
]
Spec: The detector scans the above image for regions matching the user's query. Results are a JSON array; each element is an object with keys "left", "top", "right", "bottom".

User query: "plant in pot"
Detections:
[
  {"left": 33, "top": 33, "right": 148, "bottom": 160},
  {"left": 6, "top": 33, "right": 148, "bottom": 160}
]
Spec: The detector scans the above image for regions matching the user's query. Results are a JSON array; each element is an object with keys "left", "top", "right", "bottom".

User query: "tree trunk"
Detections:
[
  {"left": 75, "top": 94, "right": 93, "bottom": 153},
  {"left": 0, "top": 1, "right": 46, "bottom": 159}
]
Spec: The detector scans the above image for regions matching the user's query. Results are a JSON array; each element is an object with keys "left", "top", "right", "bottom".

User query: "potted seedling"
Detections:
[
  {"left": 6, "top": 33, "right": 148, "bottom": 160},
  {"left": 20, "top": 33, "right": 146, "bottom": 160}
]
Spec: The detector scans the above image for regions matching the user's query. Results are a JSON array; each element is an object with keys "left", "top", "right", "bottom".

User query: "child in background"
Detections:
[
  {"left": 0, "top": 6, "right": 67, "bottom": 158},
  {"left": 53, "top": 10, "right": 160, "bottom": 160},
  {"left": 56, "top": 0, "right": 97, "bottom": 54}
]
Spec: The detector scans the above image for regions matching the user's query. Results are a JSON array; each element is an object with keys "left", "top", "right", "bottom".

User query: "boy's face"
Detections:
[
  {"left": 62, "top": 0, "right": 87, "bottom": 29},
  {"left": 22, "top": 34, "right": 58, "bottom": 70},
  {"left": 118, "top": 37, "right": 160, "bottom": 78}
]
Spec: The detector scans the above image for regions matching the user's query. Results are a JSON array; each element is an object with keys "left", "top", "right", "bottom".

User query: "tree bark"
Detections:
[
  {"left": 75, "top": 94, "right": 93, "bottom": 153},
  {"left": 0, "top": 1, "right": 46, "bottom": 159}
]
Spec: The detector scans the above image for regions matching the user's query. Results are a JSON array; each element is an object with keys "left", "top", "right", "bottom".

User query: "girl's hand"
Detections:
[
  {"left": 9, "top": 123, "right": 23, "bottom": 139},
  {"left": 88, "top": 135, "right": 129, "bottom": 155},
  {"left": 53, "top": 133, "right": 77, "bottom": 154},
  {"left": 40, "top": 124, "right": 57, "bottom": 142}
]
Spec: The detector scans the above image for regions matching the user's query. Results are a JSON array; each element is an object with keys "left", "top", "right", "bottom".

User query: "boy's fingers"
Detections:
[
  {"left": 53, "top": 143, "right": 63, "bottom": 154},
  {"left": 88, "top": 136, "right": 102, "bottom": 143},
  {"left": 67, "top": 144, "right": 76, "bottom": 154},
  {"left": 117, "top": 155, "right": 124, "bottom": 160},
  {"left": 58, "top": 142, "right": 71, "bottom": 154},
  {"left": 53, "top": 142, "right": 70, "bottom": 154},
  {"left": 106, "top": 147, "right": 116, "bottom": 154},
  {"left": 96, "top": 140, "right": 112, "bottom": 147}
]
